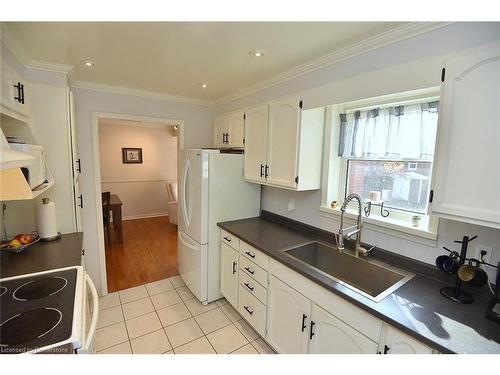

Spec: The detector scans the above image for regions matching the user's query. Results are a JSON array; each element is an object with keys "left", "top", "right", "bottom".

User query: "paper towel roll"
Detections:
[{"left": 36, "top": 198, "right": 58, "bottom": 239}]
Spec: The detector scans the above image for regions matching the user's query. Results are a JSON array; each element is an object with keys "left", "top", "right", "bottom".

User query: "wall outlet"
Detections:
[{"left": 475, "top": 244, "right": 493, "bottom": 264}]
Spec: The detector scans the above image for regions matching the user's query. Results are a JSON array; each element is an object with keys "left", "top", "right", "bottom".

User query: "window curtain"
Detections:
[{"left": 338, "top": 101, "right": 439, "bottom": 160}]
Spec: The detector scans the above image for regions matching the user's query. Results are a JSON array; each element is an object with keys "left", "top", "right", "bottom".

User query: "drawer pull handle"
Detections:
[
  {"left": 245, "top": 251, "right": 255, "bottom": 259},
  {"left": 244, "top": 266, "right": 255, "bottom": 275},
  {"left": 301, "top": 314, "right": 307, "bottom": 332},
  {"left": 309, "top": 320, "right": 315, "bottom": 340},
  {"left": 223, "top": 236, "right": 231, "bottom": 242},
  {"left": 232, "top": 261, "right": 237, "bottom": 275},
  {"left": 243, "top": 306, "right": 254, "bottom": 315},
  {"left": 244, "top": 282, "right": 254, "bottom": 291}
]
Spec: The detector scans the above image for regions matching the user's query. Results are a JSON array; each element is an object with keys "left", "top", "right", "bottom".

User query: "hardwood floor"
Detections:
[{"left": 105, "top": 216, "right": 178, "bottom": 293}]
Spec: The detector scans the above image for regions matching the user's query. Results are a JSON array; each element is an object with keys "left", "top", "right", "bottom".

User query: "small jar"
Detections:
[{"left": 412, "top": 215, "right": 422, "bottom": 227}]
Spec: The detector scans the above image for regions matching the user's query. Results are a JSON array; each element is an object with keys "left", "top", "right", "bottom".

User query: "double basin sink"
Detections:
[{"left": 284, "top": 241, "right": 414, "bottom": 302}]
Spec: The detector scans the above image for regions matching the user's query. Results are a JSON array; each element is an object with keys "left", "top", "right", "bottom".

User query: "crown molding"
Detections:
[
  {"left": 71, "top": 80, "right": 214, "bottom": 108},
  {"left": 214, "top": 22, "right": 454, "bottom": 106},
  {"left": 0, "top": 23, "right": 30, "bottom": 66},
  {"left": 26, "top": 60, "right": 73, "bottom": 74}
]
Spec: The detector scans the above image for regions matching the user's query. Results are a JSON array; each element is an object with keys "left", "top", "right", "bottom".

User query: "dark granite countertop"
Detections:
[
  {"left": 0, "top": 233, "right": 83, "bottom": 278},
  {"left": 218, "top": 213, "right": 500, "bottom": 354}
]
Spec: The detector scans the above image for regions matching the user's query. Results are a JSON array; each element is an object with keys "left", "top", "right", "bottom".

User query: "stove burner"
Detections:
[
  {"left": 0, "top": 308, "right": 62, "bottom": 347},
  {"left": 13, "top": 277, "right": 67, "bottom": 301},
  {"left": 0, "top": 286, "right": 6, "bottom": 297}
]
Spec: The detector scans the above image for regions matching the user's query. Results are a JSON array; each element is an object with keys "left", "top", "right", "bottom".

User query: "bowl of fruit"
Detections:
[{"left": 1, "top": 232, "right": 40, "bottom": 253}]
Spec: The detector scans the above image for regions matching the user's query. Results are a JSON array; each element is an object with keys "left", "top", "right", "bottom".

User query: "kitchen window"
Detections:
[{"left": 321, "top": 89, "right": 440, "bottom": 239}]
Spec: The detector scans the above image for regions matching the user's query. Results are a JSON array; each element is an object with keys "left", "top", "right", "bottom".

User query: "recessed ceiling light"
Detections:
[
  {"left": 249, "top": 50, "right": 265, "bottom": 57},
  {"left": 83, "top": 60, "right": 94, "bottom": 67},
  {"left": 198, "top": 83, "right": 208, "bottom": 88}
]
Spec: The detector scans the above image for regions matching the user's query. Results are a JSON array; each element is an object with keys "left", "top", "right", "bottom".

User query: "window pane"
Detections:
[{"left": 346, "top": 160, "right": 432, "bottom": 214}]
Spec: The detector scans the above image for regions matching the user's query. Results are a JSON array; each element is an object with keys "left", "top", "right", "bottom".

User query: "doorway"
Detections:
[{"left": 92, "top": 113, "right": 184, "bottom": 294}]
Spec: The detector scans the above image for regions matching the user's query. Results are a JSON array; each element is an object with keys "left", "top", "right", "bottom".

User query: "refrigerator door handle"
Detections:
[
  {"left": 179, "top": 230, "right": 199, "bottom": 251},
  {"left": 181, "top": 157, "right": 190, "bottom": 227}
]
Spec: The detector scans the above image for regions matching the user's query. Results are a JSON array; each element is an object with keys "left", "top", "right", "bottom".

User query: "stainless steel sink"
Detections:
[{"left": 284, "top": 241, "right": 414, "bottom": 302}]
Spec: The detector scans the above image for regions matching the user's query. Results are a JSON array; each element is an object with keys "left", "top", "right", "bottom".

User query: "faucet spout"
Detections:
[{"left": 337, "top": 193, "right": 366, "bottom": 257}]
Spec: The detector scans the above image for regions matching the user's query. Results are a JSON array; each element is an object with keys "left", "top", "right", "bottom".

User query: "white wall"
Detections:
[
  {"left": 215, "top": 22, "right": 500, "bottom": 278},
  {"left": 98, "top": 120, "right": 177, "bottom": 219},
  {"left": 73, "top": 86, "right": 214, "bottom": 293}
]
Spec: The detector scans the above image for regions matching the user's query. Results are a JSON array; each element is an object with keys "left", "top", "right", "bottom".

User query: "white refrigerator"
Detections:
[{"left": 178, "top": 149, "right": 260, "bottom": 304}]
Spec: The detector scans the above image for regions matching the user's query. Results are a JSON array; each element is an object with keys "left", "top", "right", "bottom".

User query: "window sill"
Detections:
[{"left": 319, "top": 206, "right": 438, "bottom": 244}]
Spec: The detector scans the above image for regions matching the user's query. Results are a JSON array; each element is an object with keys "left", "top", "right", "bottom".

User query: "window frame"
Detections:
[{"left": 320, "top": 87, "right": 441, "bottom": 241}]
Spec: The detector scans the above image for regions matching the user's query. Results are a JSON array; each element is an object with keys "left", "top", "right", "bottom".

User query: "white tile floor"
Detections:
[{"left": 95, "top": 276, "right": 276, "bottom": 354}]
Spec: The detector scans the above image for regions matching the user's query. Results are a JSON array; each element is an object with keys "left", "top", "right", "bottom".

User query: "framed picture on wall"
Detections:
[{"left": 122, "top": 148, "right": 143, "bottom": 164}]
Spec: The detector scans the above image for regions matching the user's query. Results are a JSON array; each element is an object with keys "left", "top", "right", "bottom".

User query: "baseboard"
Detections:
[{"left": 117, "top": 212, "right": 169, "bottom": 221}]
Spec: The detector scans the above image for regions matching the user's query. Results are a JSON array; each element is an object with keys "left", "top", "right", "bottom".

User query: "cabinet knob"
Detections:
[
  {"left": 260, "top": 164, "right": 264, "bottom": 178},
  {"left": 383, "top": 345, "right": 390, "bottom": 354},
  {"left": 301, "top": 314, "right": 307, "bottom": 332},
  {"left": 232, "top": 261, "right": 237, "bottom": 274},
  {"left": 264, "top": 165, "right": 269, "bottom": 178}
]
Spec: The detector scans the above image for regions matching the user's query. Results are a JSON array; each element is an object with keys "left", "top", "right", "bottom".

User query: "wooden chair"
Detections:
[{"left": 102, "top": 191, "right": 112, "bottom": 246}]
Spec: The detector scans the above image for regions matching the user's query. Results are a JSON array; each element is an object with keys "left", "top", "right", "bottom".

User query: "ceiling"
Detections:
[{"left": 5, "top": 22, "right": 408, "bottom": 102}]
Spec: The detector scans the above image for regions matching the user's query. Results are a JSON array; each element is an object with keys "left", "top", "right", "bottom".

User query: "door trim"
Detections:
[{"left": 90, "top": 111, "right": 184, "bottom": 296}]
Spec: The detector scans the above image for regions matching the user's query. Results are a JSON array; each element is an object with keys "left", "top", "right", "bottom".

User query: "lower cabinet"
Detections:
[
  {"left": 266, "top": 275, "right": 311, "bottom": 353},
  {"left": 308, "top": 304, "right": 378, "bottom": 354},
  {"left": 379, "top": 325, "right": 433, "bottom": 354},
  {"left": 220, "top": 242, "right": 239, "bottom": 307},
  {"left": 219, "top": 231, "right": 435, "bottom": 354}
]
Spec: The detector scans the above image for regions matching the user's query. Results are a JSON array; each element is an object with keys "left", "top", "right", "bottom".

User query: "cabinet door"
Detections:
[
  {"left": 0, "top": 60, "right": 30, "bottom": 118},
  {"left": 266, "top": 275, "right": 311, "bottom": 353},
  {"left": 381, "top": 326, "right": 432, "bottom": 354},
  {"left": 267, "top": 95, "right": 301, "bottom": 188},
  {"left": 214, "top": 115, "right": 228, "bottom": 148},
  {"left": 220, "top": 242, "right": 239, "bottom": 307},
  {"left": 227, "top": 110, "right": 245, "bottom": 148},
  {"left": 431, "top": 45, "right": 500, "bottom": 228},
  {"left": 308, "top": 304, "right": 378, "bottom": 354},
  {"left": 244, "top": 104, "right": 268, "bottom": 183}
]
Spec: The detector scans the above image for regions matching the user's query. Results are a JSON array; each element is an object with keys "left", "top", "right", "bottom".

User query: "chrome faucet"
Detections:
[{"left": 336, "top": 193, "right": 373, "bottom": 257}]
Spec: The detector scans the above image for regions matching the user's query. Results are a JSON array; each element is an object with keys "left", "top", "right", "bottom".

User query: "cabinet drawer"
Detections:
[
  {"left": 240, "top": 272, "right": 267, "bottom": 305},
  {"left": 221, "top": 230, "right": 239, "bottom": 251},
  {"left": 240, "top": 241, "right": 269, "bottom": 270},
  {"left": 238, "top": 286, "right": 266, "bottom": 336},
  {"left": 240, "top": 256, "right": 268, "bottom": 287}
]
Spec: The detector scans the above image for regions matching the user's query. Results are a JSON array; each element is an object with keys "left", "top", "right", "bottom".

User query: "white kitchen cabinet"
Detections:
[
  {"left": 227, "top": 110, "right": 245, "bottom": 148},
  {"left": 0, "top": 57, "right": 30, "bottom": 121},
  {"left": 266, "top": 275, "right": 311, "bottom": 354},
  {"left": 380, "top": 325, "right": 432, "bottom": 354},
  {"left": 213, "top": 110, "right": 245, "bottom": 148},
  {"left": 308, "top": 304, "right": 378, "bottom": 354},
  {"left": 243, "top": 103, "right": 268, "bottom": 183},
  {"left": 243, "top": 95, "right": 324, "bottom": 190},
  {"left": 220, "top": 242, "right": 239, "bottom": 307},
  {"left": 430, "top": 44, "right": 500, "bottom": 229},
  {"left": 266, "top": 95, "right": 302, "bottom": 188},
  {"left": 213, "top": 115, "right": 228, "bottom": 148}
]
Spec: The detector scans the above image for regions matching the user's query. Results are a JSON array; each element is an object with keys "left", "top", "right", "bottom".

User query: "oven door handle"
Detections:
[{"left": 83, "top": 273, "right": 99, "bottom": 352}]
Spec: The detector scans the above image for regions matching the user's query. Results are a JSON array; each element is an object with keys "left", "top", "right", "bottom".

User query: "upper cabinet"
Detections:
[
  {"left": 244, "top": 95, "right": 325, "bottom": 191},
  {"left": 0, "top": 57, "right": 31, "bottom": 122},
  {"left": 213, "top": 110, "right": 245, "bottom": 148},
  {"left": 243, "top": 103, "right": 268, "bottom": 184},
  {"left": 430, "top": 44, "right": 500, "bottom": 229}
]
